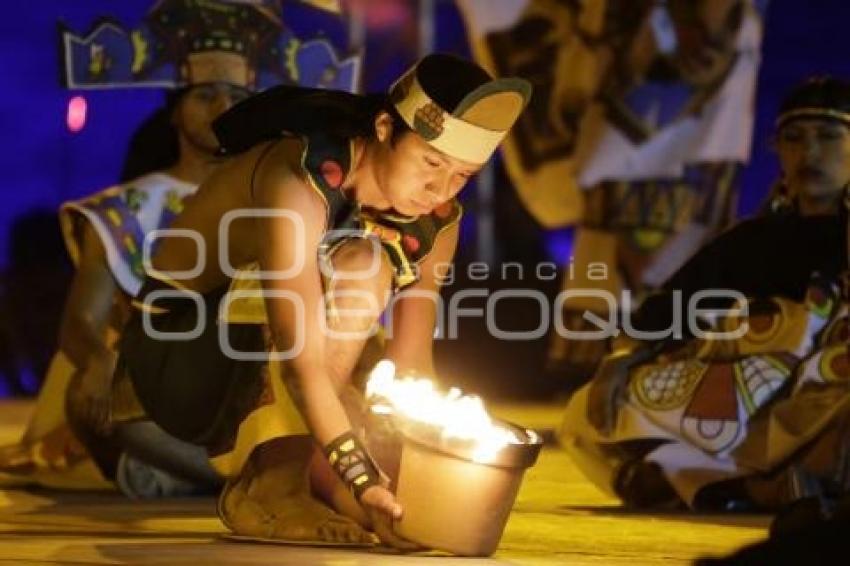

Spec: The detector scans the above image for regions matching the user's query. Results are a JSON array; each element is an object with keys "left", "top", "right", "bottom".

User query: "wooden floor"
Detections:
[{"left": 0, "top": 401, "right": 769, "bottom": 565}]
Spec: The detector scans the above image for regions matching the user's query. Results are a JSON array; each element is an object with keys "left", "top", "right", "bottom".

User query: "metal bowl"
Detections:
[
  {"left": 397, "top": 418, "right": 543, "bottom": 468},
  {"left": 365, "top": 413, "right": 542, "bottom": 556}
]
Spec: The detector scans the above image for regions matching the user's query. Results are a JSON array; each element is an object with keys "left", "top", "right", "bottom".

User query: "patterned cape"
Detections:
[{"left": 59, "top": 172, "right": 197, "bottom": 297}]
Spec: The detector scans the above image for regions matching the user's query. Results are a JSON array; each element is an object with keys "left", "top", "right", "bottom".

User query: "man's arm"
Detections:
[
  {"left": 252, "top": 152, "right": 353, "bottom": 445},
  {"left": 60, "top": 221, "right": 119, "bottom": 434},
  {"left": 253, "top": 146, "right": 405, "bottom": 526},
  {"left": 385, "top": 222, "right": 460, "bottom": 375}
]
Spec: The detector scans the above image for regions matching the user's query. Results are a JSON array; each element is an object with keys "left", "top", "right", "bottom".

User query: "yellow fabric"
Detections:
[
  {"left": 20, "top": 352, "right": 74, "bottom": 443},
  {"left": 457, "top": 0, "right": 584, "bottom": 228},
  {"left": 207, "top": 347, "right": 386, "bottom": 479},
  {"left": 559, "top": 289, "right": 849, "bottom": 507},
  {"left": 220, "top": 264, "right": 269, "bottom": 324},
  {"left": 204, "top": 260, "right": 389, "bottom": 478},
  {"left": 58, "top": 185, "right": 127, "bottom": 269},
  {"left": 209, "top": 356, "right": 308, "bottom": 478},
  {"left": 298, "top": 0, "right": 340, "bottom": 13},
  {"left": 561, "top": 228, "right": 622, "bottom": 312},
  {"left": 0, "top": 351, "right": 112, "bottom": 490},
  {"left": 697, "top": 298, "right": 813, "bottom": 360}
]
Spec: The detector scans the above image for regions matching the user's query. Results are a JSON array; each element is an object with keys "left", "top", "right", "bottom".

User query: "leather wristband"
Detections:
[{"left": 324, "top": 431, "right": 381, "bottom": 500}]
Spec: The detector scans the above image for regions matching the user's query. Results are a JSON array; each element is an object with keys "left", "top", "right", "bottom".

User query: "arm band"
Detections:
[{"left": 324, "top": 431, "right": 381, "bottom": 500}]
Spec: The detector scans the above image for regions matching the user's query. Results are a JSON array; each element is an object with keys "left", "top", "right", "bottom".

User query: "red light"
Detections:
[
  {"left": 343, "top": 0, "right": 411, "bottom": 31},
  {"left": 67, "top": 96, "right": 87, "bottom": 133}
]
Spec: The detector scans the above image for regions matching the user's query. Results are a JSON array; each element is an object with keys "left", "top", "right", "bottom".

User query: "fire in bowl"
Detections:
[{"left": 364, "top": 361, "right": 543, "bottom": 557}]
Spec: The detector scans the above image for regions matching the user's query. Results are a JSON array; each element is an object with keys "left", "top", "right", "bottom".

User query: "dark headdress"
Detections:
[
  {"left": 214, "top": 53, "right": 532, "bottom": 160},
  {"left": 776, "top": 76, "right": 850, "bottom": 129},
  {"left": 60, "top": 0, "right": 359, "bottom": 92},
  {"left": 389, "top": 53, "right": 532, "bottom": 164}
]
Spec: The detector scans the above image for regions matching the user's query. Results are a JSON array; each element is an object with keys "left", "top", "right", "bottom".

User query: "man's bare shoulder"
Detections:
[
  {"left": 252, "top": 137, "right": 325, "bottom": 218},
  {"left": 257, "top": 136, "right": 307, "bottom": 179}
]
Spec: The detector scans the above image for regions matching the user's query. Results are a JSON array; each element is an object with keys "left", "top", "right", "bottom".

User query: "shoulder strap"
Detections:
[{"left": 300, "top": 130, "right": 356, "bottom": 229}]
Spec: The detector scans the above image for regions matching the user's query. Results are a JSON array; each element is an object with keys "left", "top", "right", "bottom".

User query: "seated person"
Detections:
[
  {"left": 0, "top": 0, "right": 263, "bottom": 493},
  {"left": 559, "top": 76, "right": 850, "bottom": 511},
  {"left": 109, "top": 54, "right": 531, "bottom": 545}
]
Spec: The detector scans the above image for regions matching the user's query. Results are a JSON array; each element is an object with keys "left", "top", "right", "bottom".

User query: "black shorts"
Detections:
[{"left": 117, "top": 277, "right": 267, "bottom": 451}]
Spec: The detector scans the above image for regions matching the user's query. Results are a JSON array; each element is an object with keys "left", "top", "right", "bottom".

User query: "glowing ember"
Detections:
[{"left": 365, "top": 360, "right": 521, "bottom": 463}]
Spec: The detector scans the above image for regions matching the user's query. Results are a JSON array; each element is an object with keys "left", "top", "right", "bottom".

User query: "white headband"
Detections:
[{"left": 390, "top": 73, "right": 510, "bottom": 164}]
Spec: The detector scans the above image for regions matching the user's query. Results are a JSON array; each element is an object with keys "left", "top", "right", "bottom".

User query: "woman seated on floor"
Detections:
[{"left": 559, "top": 76, "right": 850, "bottom": 512}]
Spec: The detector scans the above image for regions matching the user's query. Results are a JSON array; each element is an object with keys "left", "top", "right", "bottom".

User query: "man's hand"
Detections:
[{"left": 359, "top": 484, "right": 421, "bottom": 550}]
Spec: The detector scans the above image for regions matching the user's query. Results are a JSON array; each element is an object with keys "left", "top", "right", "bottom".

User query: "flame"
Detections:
[{"left": 365, "top": 360, "right": 521, "bottom": 463}]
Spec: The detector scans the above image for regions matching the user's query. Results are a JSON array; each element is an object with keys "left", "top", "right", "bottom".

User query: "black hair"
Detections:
[
  {"left": 384, "top": 100, "right": 410, "bottom": 145},
  {"left": 119, "top": 88, "right": 188, "bottom": 182},
  {"left": 213, "top": 86, "right": 411, "bottom": 155},
  {"left": 214, "top": 54, "right": 494, "bottom": 155}
]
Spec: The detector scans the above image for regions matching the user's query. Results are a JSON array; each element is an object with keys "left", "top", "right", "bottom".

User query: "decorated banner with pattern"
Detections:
[
  {"left": 457, "top": 0, "right": 766, "bottom": 229},
  {"left": 60, "top": 0, "right": 360, "bottom": 92}
]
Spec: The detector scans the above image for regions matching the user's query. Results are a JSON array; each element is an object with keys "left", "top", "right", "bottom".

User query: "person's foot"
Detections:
[
  {"left": 218, "top": 437, "right": 375, "bottom": 545},
  {"left": 219, "top": 472, "right": 376, "bottom": 544}
]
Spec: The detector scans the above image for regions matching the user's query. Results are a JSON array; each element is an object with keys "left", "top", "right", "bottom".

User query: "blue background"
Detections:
[{"left": 2, "top": 0, "right": 848, "bottom": 263}]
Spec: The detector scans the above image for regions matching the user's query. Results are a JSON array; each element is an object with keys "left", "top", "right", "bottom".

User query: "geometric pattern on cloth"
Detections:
[
  {"left": 734, "top": 354, "right": 795, "bottom": 415},
  {"left": 795, "top": 342, "right": 850, "bottom": 392},
  {"left": 629, "top": 354, "right": 795, "bottom": 456},
  {"left": 630, "top": 360, "right": 706, "bottom": 412},
  {"left": 59, "top": 173, "right": 197, "bottom": 297},
  {"left": 581, "top": 163, "right": 740, "bottom": 253}
]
